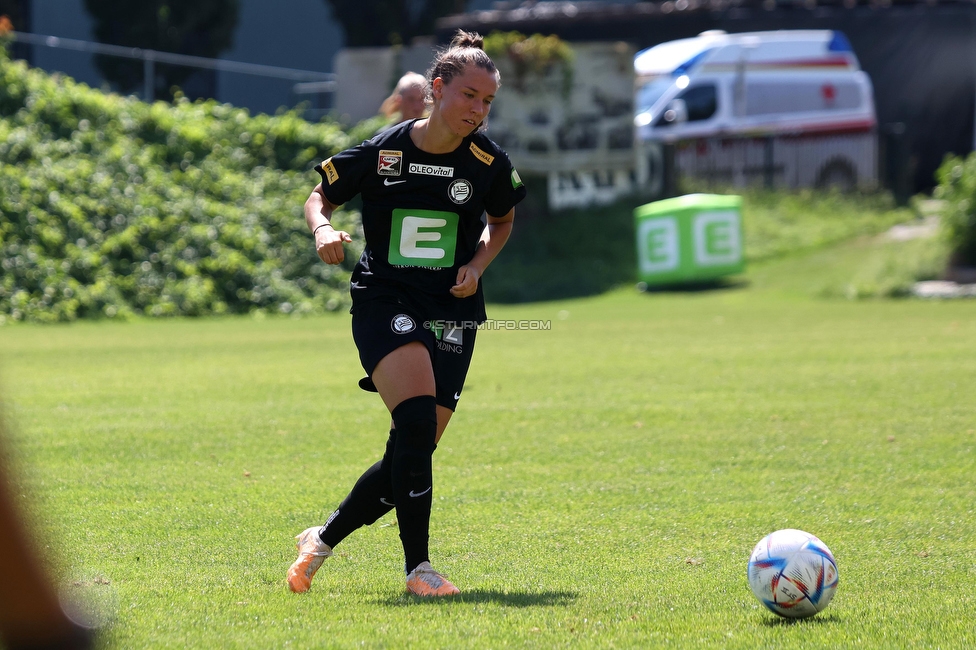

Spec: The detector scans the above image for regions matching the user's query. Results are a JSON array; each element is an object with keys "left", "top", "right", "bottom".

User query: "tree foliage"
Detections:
[
  {"left": 0, "top": 0, "right": 27, "bottom": 30},
  {"left": 0, "top": 0, "right": 26, "bottom": 30},
  {"left": 325, "top": 0, "right": 464, "bottom": 47},
  {"left": 0, "top": 44, "right": 383, "bottom": 323},
  {"left": 82, "top": 0, "right": 239, "bottom": 99},
  {"left": 934, "top": 154, "right": 976, "bottom": 267}
]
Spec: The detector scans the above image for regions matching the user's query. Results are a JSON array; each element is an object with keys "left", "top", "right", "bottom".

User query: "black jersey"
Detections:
[{"left": 315, "top": 119, "right": 526, "bottom": 323}]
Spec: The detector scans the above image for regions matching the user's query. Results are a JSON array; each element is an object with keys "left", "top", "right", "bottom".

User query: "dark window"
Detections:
[{"left": 680, "top": 84, "right": 718, "bottom": 122}]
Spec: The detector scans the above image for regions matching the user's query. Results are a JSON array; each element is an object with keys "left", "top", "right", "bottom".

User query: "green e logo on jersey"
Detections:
[{"left": 388, "top": 208, "right": 459, "bottom": 268}]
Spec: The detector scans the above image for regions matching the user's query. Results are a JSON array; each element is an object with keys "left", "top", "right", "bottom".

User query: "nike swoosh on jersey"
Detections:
[
  {"left": 408, "top": 487, "right": 432, "bottom": 498},
  {"left": 384, "top": 178, "right": 407, "bottom": 186}
]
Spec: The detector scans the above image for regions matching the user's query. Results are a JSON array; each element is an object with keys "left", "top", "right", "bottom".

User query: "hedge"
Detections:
[{"left": 1, "top": 43, "right": 378, "bottom": 322}]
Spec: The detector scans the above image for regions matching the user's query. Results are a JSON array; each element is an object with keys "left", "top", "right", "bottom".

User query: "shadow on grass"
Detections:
[
  {"left": 760, "top": 613, "right": 843, "bottom": 627},
  {"left": 375, "top": 589, "right": 578, "bottom": 608},
  {"left": 638, "top": 278, "right": 750, "bottom": 294}
]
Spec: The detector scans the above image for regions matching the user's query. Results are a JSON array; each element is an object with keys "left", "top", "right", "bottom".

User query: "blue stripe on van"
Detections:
[
  {"left": 673, "top": 49, "right": 713, "bottom": 77},
  {"left": 828, "top": 31, "right": 854, "bottom": 53}
]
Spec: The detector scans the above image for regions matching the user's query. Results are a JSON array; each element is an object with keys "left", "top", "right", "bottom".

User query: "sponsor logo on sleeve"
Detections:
[
  {"left": 409, "top": 163, "right": 454, "bottom": 177},
  {"left": 448, "top": 179, "right": 473, "bottom": 204},
  {"left": 377, "top": 150, "right": 403, "bottom": 176},
  {"left": 511, "top": 168, "right": 523, "bottom": 189},
  {"left": 322, "top": 158, "right": 339, "bottom": 184},
  {"left": 469, "top": 142, "right": 495, "bottom": 166}
]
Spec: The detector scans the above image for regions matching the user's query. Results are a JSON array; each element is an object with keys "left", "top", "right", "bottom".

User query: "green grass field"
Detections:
[{"left": 2, "top": 241, "right": 975, "bottom": 648}]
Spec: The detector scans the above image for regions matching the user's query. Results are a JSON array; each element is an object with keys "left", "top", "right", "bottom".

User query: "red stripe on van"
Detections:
[
  {"left": 708, "top": 119, "right": 877, "bottom": 140},
  {"left": 701, "top": 58, "right": 855, "bottom": 72}
]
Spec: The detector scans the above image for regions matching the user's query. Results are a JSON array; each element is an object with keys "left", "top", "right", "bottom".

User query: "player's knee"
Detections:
[{"left": 391, "top": 395, "right": 437, "bottom": 453}]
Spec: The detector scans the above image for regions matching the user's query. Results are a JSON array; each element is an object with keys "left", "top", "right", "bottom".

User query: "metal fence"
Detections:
[{"left": 6, "top": 30, "right": 335, "bottom": 103}]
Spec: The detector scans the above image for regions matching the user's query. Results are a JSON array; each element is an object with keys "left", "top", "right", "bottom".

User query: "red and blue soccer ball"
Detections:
[{"left": 748, "top": 529, "right": 839, "bottom": 618}]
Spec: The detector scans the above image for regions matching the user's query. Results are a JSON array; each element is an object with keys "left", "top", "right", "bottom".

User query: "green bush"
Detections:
[
  {"left": 737, "top": 188, "right": 913, "bottom": 262},
  {"left": 0, "top": 45, "right": 380, "bottom": 322},
  {"left": 934, "top": 154, "right": 976, "bottom": 267},
  {"left": 821, "top": 235, "right": 949, "bottom": 300}
]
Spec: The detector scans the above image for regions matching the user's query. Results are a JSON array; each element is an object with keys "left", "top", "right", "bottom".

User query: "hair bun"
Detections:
[{"left": 450, "top": 29, "right": 484, "bottom": 50}]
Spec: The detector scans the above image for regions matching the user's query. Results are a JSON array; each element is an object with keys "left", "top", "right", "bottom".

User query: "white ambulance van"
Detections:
[{"left": 634, "top": 30, "right": 877, "bottom": 190}]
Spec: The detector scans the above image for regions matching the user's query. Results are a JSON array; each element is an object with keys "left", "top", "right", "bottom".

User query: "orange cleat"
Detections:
[
  {"left": 405, "top": 561, "right": 460, "bottom": 597},
  {"left": 286, "top": 526, "right": 332, "bottom": 593}
]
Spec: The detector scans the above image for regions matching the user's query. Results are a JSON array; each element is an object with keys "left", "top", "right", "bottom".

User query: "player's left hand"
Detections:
[{"left": 451, "top": 265, "right": 480, "bottom": 298}]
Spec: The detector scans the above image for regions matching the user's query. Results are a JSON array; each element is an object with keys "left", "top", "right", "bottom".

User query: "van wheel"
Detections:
[{"left": 816, "top": 159, "right": 857, "bottom": 192}]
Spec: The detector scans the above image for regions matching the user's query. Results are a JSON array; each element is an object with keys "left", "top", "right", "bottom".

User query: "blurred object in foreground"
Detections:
[{"left": 0, "top": 403, "right": 95, "bottom": 649}]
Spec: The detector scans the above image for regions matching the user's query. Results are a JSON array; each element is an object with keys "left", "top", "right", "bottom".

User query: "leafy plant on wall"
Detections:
[{"left": 483, "top": 31, "right": 574, "bottom": 98}]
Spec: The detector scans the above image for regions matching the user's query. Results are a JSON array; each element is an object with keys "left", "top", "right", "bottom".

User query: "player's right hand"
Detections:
[{"left": 315, "top": 227, "right": 353, "bottom": 264}]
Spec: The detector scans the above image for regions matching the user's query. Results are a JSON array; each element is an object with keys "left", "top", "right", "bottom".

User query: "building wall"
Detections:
[
  {"left": 487, "top": 41, "right": 642, "bottom": 209},
  {"left": 333, "top": 43, "right": 438, "bottom": 124},
  {"left": 30, "top": 0, "right": 100, "bottom": 89},
  {"left": 24, "top": 0, "right": 342, "bottom": 116},
  {"left": 218, "top": 0, "right": 342, "bottom": 116}
]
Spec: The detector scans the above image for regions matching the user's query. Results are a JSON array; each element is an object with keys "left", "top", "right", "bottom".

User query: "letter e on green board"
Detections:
[
  {"left": 637, "top": 217, "right": 679, "bottom": 273},
  {"left": 693, "top": 211, "right": 741, "bottom": 266},
  {"left": 388, "top": 208, "right": 459, "bottom": 267}
]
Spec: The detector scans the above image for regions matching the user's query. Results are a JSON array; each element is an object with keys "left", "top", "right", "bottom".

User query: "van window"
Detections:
[
  {"left": 655, "top": 83, "right": 718, "bottom": 127},
  {"left": 636, "top": 77, "right": 674, "bottom": 114},
  {"left": 680, "top": 84, "right": 718, "bottom": 121},
  {"left": 745, "top": 81, "right": 862, "bottom": 116}
]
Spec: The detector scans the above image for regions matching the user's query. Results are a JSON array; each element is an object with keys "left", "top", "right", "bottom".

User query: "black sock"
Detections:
[
  {"left": 391, "top": 395, "right": 437, "bottom": 574},
  {"left": 318, "top": 429, "right": 397, "bottom": 548}
]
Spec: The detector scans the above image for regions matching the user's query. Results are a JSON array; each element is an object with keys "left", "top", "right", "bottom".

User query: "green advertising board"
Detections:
[{"left": 634, "top": 194, "right": 744, "bottom": 286}]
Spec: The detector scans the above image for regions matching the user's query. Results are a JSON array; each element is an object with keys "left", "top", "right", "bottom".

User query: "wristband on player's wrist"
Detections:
[{"left": 313, "top": 223, "right": 334, "bottom": 235}]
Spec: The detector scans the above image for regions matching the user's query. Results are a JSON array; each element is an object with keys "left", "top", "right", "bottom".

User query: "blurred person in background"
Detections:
[{"left": 378, "top": 71, "right": 428, "bottom": 128}]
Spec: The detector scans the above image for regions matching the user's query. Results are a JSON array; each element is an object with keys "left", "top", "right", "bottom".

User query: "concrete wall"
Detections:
[
  {"left": 486, "top": 41, "right": 642, "bottom": 209},
  {"left": 333, "top": 44, "right": 437, "bottom": 124}
]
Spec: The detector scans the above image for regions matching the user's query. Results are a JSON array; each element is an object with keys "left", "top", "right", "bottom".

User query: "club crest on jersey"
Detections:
[
  {"left": 377, "top": 150, "right": 402, "bottom": 176},
  {"left": 448, "top": 179, "right": 473, "bottom": 204},
  {"left": 391, "top": 314, "right": 416, "bottom": 334}
]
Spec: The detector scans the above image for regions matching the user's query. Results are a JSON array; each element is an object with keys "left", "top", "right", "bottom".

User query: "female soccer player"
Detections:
[{"left": 287, "top": 30, "right": 526, "bottom": 597}]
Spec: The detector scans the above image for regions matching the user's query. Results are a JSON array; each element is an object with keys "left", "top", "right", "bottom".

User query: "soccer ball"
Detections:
[{"left": 747, "top": 528, "right": 838, "bottom": 618}]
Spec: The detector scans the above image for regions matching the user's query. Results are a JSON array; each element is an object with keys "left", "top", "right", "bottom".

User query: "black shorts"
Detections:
[{"left": 351, "top": 298, "right": 478, "bottom": 411}]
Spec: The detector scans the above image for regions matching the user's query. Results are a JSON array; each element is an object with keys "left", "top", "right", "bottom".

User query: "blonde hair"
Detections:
[{"left": 379, "top": 72, "right": 428, "bottom": 119}]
